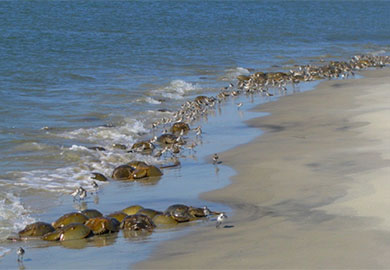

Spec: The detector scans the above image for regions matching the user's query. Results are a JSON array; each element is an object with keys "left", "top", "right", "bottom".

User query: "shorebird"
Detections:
[
  {"left": 71, "top": 188, "right": 80, "bottom": 201},
  {"left": 195, "top": 126, "right": 202, "bottom": 136},
  {"left": 79, "top": 187, "right": 87, "bottom": 201},
  {"left": 154, "top": 149, "right": 163, "bottom": 158},
  {"left": 212, "top": 153, "right": 219, "bottom": 164},
  {"left": 92, "top": 181, "right": 99, "bottom": 192},
  {"left": 202, "top": 206, "right": 211, "bottom": 216},
  {"left": 236, "top": 102, "right": 243, "bottom": 110},
  {"left": 17, "top": 247, "right": 24, "bottom": 262},
  {"left": 150, "top": 136, "right": 157, "bottom": 143},
  {"left": 186, "top": 142, "right": 197, "bottom": 152},
  {"left": 216, "top": 212, "right": 228, "bottom": 228}
]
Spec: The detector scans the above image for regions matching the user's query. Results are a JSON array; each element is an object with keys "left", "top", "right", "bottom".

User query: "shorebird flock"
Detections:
[
  {"left": 70, "top": 54, "right": 389, "bottom": 228},
  {"left": 132, "top": 55, "right": 390, "bottom": 162}
]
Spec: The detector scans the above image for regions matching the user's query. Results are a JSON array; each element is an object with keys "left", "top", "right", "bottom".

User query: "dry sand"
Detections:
[{"left": 136, "top": 68, "right": 390, "bottom": 269}]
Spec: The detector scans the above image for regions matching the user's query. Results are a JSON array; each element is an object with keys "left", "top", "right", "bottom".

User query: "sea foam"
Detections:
[
  {"left": 153, "top": 80, "right": 200, "bottom": 100},
  {"left": 0, "top": 192, "right": 35, "bottom": 240}
]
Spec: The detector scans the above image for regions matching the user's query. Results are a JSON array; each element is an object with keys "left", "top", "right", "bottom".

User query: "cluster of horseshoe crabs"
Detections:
[
  {"left": 12, "top": 204, "right": 219, "bottom": 243},
  {"left": 94, "top": 55, "right": 390, "bottom": 183},
  {"left": 17, "top": 55, "right": 387, "bottom": 247},
  {"left": 111, "top": 161, "right": 163, "bottom": 181}
]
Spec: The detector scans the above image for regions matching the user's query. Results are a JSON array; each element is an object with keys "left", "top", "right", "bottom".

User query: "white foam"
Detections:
[
  {"left": 138, "top": 97, "right": 162, "bottom": 104},
  {"left": 59, "top": 119, "right": 148, "bottom": 146},
  {"left": 370, "top": 49, "right": 386, "bottom": 56},
  {"left": 0, "top": 247, "right": 11, "bottom": 258},
  {"left": 10, "top": 142, "right": 161, "bottom": 196},
  {"left": 222, "top": 67, "right": 250, "bottom": 81},
  {"left": 153, "top": 80, "right": 200, "bottom": 100},
  {"left": 0, "top": 192, "right": 35, "bottom": 240}
]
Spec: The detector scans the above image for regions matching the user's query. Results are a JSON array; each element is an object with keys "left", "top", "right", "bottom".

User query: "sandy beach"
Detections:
[{"left": 136, "top": 68, "right": 390, "bottom": 269}]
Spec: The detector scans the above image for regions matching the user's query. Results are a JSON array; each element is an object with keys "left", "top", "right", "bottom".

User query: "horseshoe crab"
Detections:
[
  {"left": 164, "top": 204, "right": 191, "bottom": 222},
  {"left": 127, "top": 161, "right": 148, "bottom": 170},
  {"left": 91, "top": 172, "right": 108, "bottom": 182},
  {"left": 111, "top": 165, "right": 135, "bottom": 180},
  {"left": 43, "top": 223, "right": 91, "bottom": 241},
  {"left": 130, "top": 141, "right": 155, "bottom": 154},
  {"left": 80, "top": 209, "right": 103, "bottom": 219},
  {"left": 85, "top": 217, "right": 120, "bottom": 235},
  {"left": 52, "top": 212, "right": 89, "bottom": 229},
  {"left": 152, "top": 214, "right": 178, "bottom": 227},
  {"left": 237, "top": 75, "right": 250, "bottom": 82},
  {"left": 112, "top": 162, "right": 162, "bottom": 180},
  {"left": 18, "top": 222, "right": 55, "bottom": 238},
  {"left": 136, "top": 208, "right": 162, "bottom": 219},
  {"left": 120, "top": 214, "right": 156, "bottom": 232},
  {"left": 88, "top": 146, "right": 106, "bottom": 151},
  {"left": 170, "top": 122, "right": 190, "bottom": 135},
  {"left": 188, "top": 206, "right": 208, "bottom": 218},
  {"left": 122, "top": 205, "right": 144, "bottom": 215},
  {"left": 112, "top": 143, "right": 127, "bottom": 150},
  {"left": 132, "top": 165, "right": 163, "bottom": 179},
  {"left": 107, "top": 211, "right": 128, "bottom": 223},
  {"left": 157, "top": 134, "right": 178, "bottom": 145}
]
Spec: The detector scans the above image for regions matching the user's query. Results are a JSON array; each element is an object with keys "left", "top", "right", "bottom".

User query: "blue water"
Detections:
[{"left": 0, "top": 0, "right": 390, "bottom": 266}]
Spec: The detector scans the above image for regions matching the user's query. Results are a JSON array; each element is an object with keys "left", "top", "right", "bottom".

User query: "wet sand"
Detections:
[{"left": 136, "top": 68, "right": 390, "bottom": 269}]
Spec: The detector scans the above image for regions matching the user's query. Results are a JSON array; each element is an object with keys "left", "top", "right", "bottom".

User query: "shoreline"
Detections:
[{"left": 136, "top": 68, "right": 390, "bottom": 268}]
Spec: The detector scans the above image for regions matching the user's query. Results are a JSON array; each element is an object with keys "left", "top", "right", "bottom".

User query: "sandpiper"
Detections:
[
  {"left": 150, "top": 136, "right": 157, "bottom": 143},
  {"left": 17, "top": 247, "right": 24, "bottom": 262},
  {"left": 79, "top": 187, "right": 87, "bottom": 200},
  {"left": 71, "top": 188, "right": 80, "bottom": 201},
  {"left": 212, "top": 153, "right": 219, "bottom": 164},
  {"left": 92, "top": 181, "right": 99, "bottom": 191},
  {"left": 154, "top": 149, "right": 163, "bottom": 158},
  {"left": 236, "top": 102, "right": 243, "bottom": 110},
  {"left": 194, "top": 126, "right": 202, "bottom": 136},
  {"left": 216, "top": 212, "right": 228, "bottom": 228},
  {"left": 202, "top": 206, "right": 211, "bottom": 216}
]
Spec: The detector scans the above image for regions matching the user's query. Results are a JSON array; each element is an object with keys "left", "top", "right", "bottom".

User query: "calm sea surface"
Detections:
[{"left": 0, "top": 0, "right": 390, "bottom": 263}]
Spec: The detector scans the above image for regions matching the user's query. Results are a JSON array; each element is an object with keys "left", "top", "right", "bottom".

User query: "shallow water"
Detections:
[{"left": 1, "top": 0, "right": 390, "bottom": 267}]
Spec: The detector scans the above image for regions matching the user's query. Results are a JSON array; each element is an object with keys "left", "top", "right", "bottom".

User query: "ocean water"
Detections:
[{"left": 0, "top": 0, "right": 390, "bottom": 264}]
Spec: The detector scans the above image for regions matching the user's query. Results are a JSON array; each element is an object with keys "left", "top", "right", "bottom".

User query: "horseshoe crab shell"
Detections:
[
  {"left": 152, "top": 214, "right": 178, "bottom": 227},
  {"left": 111, "top": 165, "right": 135, "bottom": 180},
  {"left": 164, "top": 204, "right": 191, "bottom": 222},
  {"left": 80, "top": 209, "right": 103, "bottom": 219},
  {"left": 157, "top": 134, "right": 178, "bottom": 145},
  {"left": 120, "top": 214, "right": 156, "bottom": 232},
  {"left": 122, "top": 205, "right": 144, "bottom": 215},
  {"left": 107, "top": 211, "right": 128, "bottom": 223},
  {"left": 18, "top": 222, "right": 55, "bottom": 238},
  {"left": 52, "top": 212, "right": 89, "bottom": 229},
  {"left": 136, "top": 208, "right": 162, "bottom": 219},
  {"left": 170, "top": 122, "right": 190, "bottom": 135},
  {"left": 85, "top": 217, "right": 120, "bottom": 235},
  {"left": 130, "top": 141, "right": 155, "bottom": 154},
  {"left": 43, "top": 223, "right": 91, "bottom": 241}
]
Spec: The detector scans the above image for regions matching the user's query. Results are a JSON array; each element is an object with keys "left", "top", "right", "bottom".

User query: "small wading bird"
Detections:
[
  {"left": 79, "top": 187, "right": 87, "bottom": 200},
  {"left": 202, "top": 206, "right": 211, "bottom": 216},
  {"left": 71, "top": 186, "right": 87, "bottom": 201},
  {"left": 17, "top": 247, "right": 25, "bottom": 262},
  {"left": 212, "top": 153, "right": 219, "bottom": 164},
  {"left": 236, "top": 102, "right": 243, "bottom": 110},
  {"left": 71, "top": 187, "right": 80, "bottom": 201},
  {"left": 216, "top": 212, "right": 228, "bottom": 228},
  {"left": 92, "top": 181, "right": 99, "bottom": 191}
]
